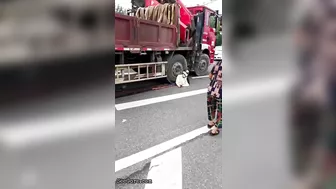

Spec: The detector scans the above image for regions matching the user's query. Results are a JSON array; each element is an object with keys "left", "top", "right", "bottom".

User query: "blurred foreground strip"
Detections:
[{"left": 0, "top": 108, "right": 114, "bottom": 149}]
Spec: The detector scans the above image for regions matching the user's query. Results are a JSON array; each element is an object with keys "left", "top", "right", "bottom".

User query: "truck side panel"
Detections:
[
  {"left": 115, "top": 14, "right": 177, "bottom": 49},
  {"left": 138, "top": 20, "right": 176, "bottom": 48},
  {"left": 115, "top": 14, "right": 134, "bottom": 46}
]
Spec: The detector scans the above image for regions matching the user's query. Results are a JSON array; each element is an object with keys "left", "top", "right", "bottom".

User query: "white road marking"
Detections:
[
  {"left": 115, "top": 126, "right": 209, "bottom": 172},
  {"left": 115, "top": 75, "right": 294, "bottom": 172},
  {"left": 144, "top": 147, "right": 182, "bottom": 189},
  {"left": 222, "top": 76, "right": 292, "bottom": 106},
  {"left": 115, "top": 88, "right": 207, "bottom": 111},
  {"left": 0, "top": 109, "right": 114, "bottom": 149},
  {"left": 115, "top": 75, "right": 293, "bottom": 111},
  {"left": 191, "top": 75, "right": 209, "bottom": 79}
]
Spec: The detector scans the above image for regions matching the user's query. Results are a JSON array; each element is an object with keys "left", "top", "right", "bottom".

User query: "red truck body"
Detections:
[
  {"left": 115, "top": 0, "right": 220, "bottom": 85},
  {"left": 115, "top": 13, "right": 178, "bottom": 51},
  {"left": 188, "top": 6, "right": 217, "bottom": 63}
]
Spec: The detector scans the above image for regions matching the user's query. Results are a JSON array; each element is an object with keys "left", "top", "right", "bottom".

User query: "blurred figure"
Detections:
[
  {"left": 292, "top": 0, "right": 336, "bottom": 188},
  {"left": 317, "top": 6, "right": 336, "bottom": 188},
  {"left": 291, "top": 0, "right": 323, "bottom": 178},
  {"left": 294, "top": 2, "right": 320, "bottom": 72}
]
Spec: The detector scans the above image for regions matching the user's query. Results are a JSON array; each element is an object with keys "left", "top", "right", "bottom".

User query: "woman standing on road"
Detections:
[{"left": 207, "top": 60, "right": 222, "bottom": 136}]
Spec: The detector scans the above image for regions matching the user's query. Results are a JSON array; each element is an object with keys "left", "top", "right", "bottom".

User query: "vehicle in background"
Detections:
[
  {"left": 115, "top": 0, "right": 221, "bottom": 85},
  {"left": 214, "top": 46, "right": 222, "bottom": 61}
]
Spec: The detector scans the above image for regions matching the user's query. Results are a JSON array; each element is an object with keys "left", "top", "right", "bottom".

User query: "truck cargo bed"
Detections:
[{"left": 115, "top": 13, "right": 178, "bottom": 50}]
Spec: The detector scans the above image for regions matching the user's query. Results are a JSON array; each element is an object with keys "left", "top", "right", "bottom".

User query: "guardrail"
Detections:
[{"left": 115, "top": 62, "right": 167, "bottom": 84}]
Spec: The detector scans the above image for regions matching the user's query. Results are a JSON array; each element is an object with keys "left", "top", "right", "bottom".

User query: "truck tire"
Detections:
[
  {"left": 167, "top": 54, "right": 187, "bottom": 83},
  {"left": 194, "top": 54, "right": 210, "bottom": 76}
]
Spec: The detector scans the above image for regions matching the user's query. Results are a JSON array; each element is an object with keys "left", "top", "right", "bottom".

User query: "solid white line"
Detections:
[
  {"left": 144, "top": 147, "right": 182, "bottom": 189},
  {"left": 191, "top": 75, "right": 209, "bottom": 79},
  {"left": 115, "top": 126, "right": 209, "bottom": 172},
  {"left": 0, "top": 109, "right": 114, "bottom": 149},
  {"left": 222, "top": 76, "right": 292, "bottom": 106},
  {"left": 115, "top": 88, "right": 207, "bottom": 111},
  {"left": 116, "top": 75, "right": 293, "bottom": 111}
]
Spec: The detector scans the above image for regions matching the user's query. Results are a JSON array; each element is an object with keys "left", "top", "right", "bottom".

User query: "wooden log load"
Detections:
[{"left": 135, "top": 3, "right": 178, "bottom": 25}]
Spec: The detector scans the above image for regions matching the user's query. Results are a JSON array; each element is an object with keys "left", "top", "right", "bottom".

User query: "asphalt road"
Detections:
[
  {"left": 115, "top": 76, "right": 292, "bottom": 187},
  {"left": 115, "top": 76, "right": 294, "bottom": 189},
  {"left": 115, "top": 76, "right": 222, "bottom": 189},
  {"left": 115, "top": 62, "right": 292, "bottom": 159},
  {"left": 115, "top": 34, "right": 296, "bottom": 189}
]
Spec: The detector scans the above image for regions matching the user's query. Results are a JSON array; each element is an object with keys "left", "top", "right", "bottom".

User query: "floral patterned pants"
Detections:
[{"left": 207, "top": 94, "right": 222, "bottom": 128}]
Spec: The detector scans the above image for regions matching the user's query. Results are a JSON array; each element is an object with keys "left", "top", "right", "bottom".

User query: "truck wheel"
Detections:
[
  {"left": 167, "top": 54, "right": 187, "bottom": 83},
  {"left": 194, "top": 54, "right": 210, "bottom": 76}
]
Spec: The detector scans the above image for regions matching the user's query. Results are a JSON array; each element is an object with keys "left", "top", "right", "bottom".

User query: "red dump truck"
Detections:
[{"left": 115, "top": 0, "right": 220, "bottom": 84}]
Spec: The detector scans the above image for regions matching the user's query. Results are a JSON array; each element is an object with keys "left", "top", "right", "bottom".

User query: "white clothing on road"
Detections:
[{"left": 175, "top": 71, "right": 189, "bottom": 87}]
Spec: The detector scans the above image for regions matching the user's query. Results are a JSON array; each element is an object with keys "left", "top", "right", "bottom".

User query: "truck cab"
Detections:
[
  {"left": 143, "top": 0, "right": 220, "bottom": 64},
  {"left": 188, "top": 6, "right": 219, "bottom": 64}
]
